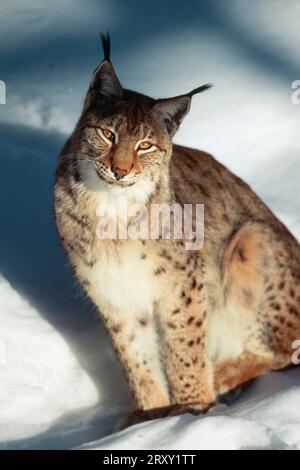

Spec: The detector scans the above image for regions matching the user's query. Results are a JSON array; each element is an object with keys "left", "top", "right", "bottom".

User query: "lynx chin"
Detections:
[{"left": 54, "top": 33, "right": 300, "bottom": 428}]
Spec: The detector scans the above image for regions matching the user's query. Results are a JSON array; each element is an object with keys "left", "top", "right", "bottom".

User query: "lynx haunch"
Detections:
[{"left": 54, "top": 34, "right": 300, "bottom": 428}]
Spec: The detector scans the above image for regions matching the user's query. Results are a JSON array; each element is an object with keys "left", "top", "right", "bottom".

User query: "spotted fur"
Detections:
[{"left": 54, "top": 36, "right": 300, "bottom": 427}]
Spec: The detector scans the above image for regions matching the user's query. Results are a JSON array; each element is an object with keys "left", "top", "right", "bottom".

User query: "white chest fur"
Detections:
[
  {"left": 77, "top": 161, "right": 160, "bottom": 315},
  {"left": 89, "top": 242, "right": 158, "bottom": 315}
]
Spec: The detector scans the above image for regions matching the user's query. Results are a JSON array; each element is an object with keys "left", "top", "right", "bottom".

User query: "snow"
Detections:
[
  {"left": 0, "top": 0, "right": 299, "bottom": 450},
  {"left": 78, "top": 372, "right": 300, "bottom": 450},
  {"left": 0, "top": 275, "right": 99, "bottom": 443}
]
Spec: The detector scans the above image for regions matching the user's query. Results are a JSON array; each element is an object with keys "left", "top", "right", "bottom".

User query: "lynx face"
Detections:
[
  {"left": 77, "top": 97, "right": 171, "bottom": 195},
  {"left": 72, "top": 34, "right": 211, "bottom": 201}
]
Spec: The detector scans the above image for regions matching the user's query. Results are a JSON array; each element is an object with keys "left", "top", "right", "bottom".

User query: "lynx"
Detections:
[{"left": 54, "top": 34, "right": 300, "bottom": 427}]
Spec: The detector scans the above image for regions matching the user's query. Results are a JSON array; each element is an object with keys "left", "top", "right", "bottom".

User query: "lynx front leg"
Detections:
[
  {"left": 159, "top": 286, "right": 216, "bottom": 411},
  {"left": 101, "top": 305, "right": 170, "bottom": 412}
]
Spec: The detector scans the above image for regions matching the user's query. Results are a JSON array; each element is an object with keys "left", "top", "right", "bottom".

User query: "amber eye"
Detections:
[
  {"left": 102, "top": 128, "right": 115, "bottom": 142},
  {"left": 138, "top": 141, "right": 153, "bottom": 151}
]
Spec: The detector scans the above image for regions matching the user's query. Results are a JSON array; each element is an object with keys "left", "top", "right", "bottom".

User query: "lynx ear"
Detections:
[
  {"left": 153, "top": 84, "right": 212, "bottom": 135},
  {"left": 91, "top": 33, "right": 123, "bottom": 99}
]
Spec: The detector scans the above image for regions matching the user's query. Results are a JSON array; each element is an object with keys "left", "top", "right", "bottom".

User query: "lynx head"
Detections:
[{"left": 75, "top": 33, "right": 211, "bottom": 202}]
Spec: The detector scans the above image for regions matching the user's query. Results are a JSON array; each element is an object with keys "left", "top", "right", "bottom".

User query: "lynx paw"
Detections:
[
  {"left": 115, "top": 403, "right": 209, "bottom": 431},
  {"left": 114, "top": 410, "right": 148, "bottom": 432}
]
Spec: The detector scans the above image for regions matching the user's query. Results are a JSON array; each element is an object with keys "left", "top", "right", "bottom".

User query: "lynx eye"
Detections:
[
  {"left": 97, "top": 128, "right": 115, "bottom": 144},
  {"left": 138, "top": 141, "right": 153, "bottom": 151},
  {"left": 102, "top": 128, "right": 115, "bottom": 142}
]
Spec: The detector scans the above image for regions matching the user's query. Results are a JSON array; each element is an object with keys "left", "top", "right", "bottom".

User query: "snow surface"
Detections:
[
  {"left": 79, "top": 386, "right": 300, "bottom": 450},
  {"left": 0, "top": 0, "right": 299, "bottom": 450}
]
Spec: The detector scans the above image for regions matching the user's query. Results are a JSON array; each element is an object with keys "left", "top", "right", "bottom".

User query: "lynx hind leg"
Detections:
[
  {"left": 263, "top": 237, "right": 300, "bottom": 369},
  {"left": 214, "top": 353, "right": 272, "bottom": 395},
  {"left": 216, "top": 222, "right": 300, "bottom": 394}
]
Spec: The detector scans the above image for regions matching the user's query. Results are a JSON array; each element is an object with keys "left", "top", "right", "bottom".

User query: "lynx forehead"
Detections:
[{"left": 54, "top": 33, "right": 300, "bottom": 429}]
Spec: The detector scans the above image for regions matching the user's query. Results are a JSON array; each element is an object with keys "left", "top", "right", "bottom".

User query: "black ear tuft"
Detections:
[
  {"left": 101, "top": 32, "right": 111, "bottom": 62},
  {"left": 186, "top": 83, "right": 213, "bottom": 97},
  {"left": 89, "top": 32, "right": 123, "bottom": 99},
  {"left": 153, "top": 83, "right": 212, "bottom": 136}
]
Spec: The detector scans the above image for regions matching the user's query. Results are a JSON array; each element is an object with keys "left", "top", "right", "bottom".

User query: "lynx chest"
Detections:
[{"left": 88, "top": 241, "right": 161, "bottom": 315}]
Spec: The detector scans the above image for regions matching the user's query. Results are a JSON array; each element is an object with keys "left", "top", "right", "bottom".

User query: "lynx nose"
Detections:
[{"left": 112, "top": 166, "right": 129, "bottom": 180}]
